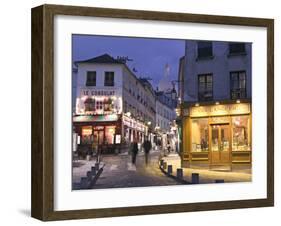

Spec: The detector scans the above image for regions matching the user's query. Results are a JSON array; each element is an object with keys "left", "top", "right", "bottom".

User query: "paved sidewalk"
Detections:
[{"left": 162, "top": 154, "right": 252, "bottom": 184}]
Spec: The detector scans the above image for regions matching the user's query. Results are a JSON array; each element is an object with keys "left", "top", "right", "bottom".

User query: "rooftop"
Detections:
[{"left": 75, "top": 54, "right": 123, "bottom": 65}]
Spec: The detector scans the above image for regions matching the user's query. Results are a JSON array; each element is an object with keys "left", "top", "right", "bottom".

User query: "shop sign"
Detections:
[
  {"left": 122, "top": 115, "right": 147, "bottom": 132},
  {"left": 190, "top": 103, "right": 250, "bottom": 117},
  {"left": 94, "top": 126, "right": 104, "bottom": 130},
  {"left": 210, "top": 116, "right": 229, "bottom": 124},
  {"left": 73, "top": 114, "right": 118, "bottom": 122},
  {"left": 82, "top": 89, "right": 115, "bottom": 96}
]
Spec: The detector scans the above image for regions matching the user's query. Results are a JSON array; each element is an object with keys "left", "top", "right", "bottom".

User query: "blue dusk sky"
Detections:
[{"left": 72, "top": 34, "right": 185, "bottom": 89}]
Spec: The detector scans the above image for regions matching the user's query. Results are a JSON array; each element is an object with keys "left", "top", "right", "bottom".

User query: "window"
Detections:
[
  {"left": 105, "top": 126, "right": 115, "bottom": 144},
  {"left": 229, "top": 43, "right": 246, "bottom": 55},
  {"left": 86, "top": 71, "right": 96, "bottom": 86},
  {"left": 81, "top": 126, "right": 92, "bottom": 144},
  {"left": 230, "top": 71, "right": 246, "bottom": 99},
  {"left": 191, "top": 119, "right": 209, "bottom": 152},
  {"left": 84, "top": 98, "right": 95, "bottom": 112},
  {"left": 232, "top": 116, "right": 251, "bottom": 151},
  {"left": 104, "top": 98, "right": 112, "bottom": 112},
  {"left": 198, "top": 74, "right": 213, "bottom": 101},
  {"left": 104, "top": 72, "right": 114, "bottom": 86},
  {"left": 197, "top": 41, "right": 213, "bottom": 59},
  {"left": 95, "top": 101, "right": 104, "bottom": 111}
]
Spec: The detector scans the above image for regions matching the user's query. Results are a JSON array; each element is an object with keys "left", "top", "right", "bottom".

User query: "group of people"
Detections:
[{"left": 130, "top": 137, "right": 152, "bottom": 166}]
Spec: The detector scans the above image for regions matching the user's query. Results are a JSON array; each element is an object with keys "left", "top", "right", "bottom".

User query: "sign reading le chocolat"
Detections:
[{"left": 190, "top": 103, "right": 250, "bottom": 117}]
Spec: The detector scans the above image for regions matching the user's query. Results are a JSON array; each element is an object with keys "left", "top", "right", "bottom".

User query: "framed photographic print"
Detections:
[{"left": 31, "top": 4, "right": 274, "bottom": 221}]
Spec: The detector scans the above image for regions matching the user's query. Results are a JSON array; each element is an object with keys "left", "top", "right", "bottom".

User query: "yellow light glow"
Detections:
[
  {"left": 215, "top": 102, "right": 220, "bottom": 105},
  {"left": 195, "top": 103, "right": 199, "bottom": 107},
  {"left": 236, "top": 99, "right": 241, "bottom": 103},
  {"left": 190, "top": 103, "right": 250, "bottom": 117}
]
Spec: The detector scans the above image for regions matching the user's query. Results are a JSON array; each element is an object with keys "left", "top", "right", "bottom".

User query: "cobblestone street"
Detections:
[{"left": 73, "top": 150, "right": 181, "bottom": 190}]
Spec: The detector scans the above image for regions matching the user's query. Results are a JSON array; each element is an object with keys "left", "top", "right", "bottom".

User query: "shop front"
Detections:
[
  {"left": 181, "top": 102, "right": 251, "bottom": 170},
  {"left": 73, "top": 114, "right": 121, "bottom": 157},
  {"left": 122, "top": 114, "right": 148, "bottom": 144}
]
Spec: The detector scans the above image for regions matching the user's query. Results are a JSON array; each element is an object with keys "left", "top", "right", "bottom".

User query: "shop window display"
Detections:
[
  {"left": 232, "top": 115, "right": 251, "bottom": 151},
  {"left": 191, "top": 119, "right": 209, "bottom": 152},
  {"left": 105, "top": 126, "right": 115, "bottom": 144},
  {"left": 81, "top": 126, "right": 92, "bottom": 144}
]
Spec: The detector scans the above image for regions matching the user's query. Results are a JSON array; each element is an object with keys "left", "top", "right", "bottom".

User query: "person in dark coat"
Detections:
[
  {"left": 143, "top": 137, "right": 152, "bottom": 166},
  {"left": 131, "top": 138, "right": 139, "bottom": 165}
]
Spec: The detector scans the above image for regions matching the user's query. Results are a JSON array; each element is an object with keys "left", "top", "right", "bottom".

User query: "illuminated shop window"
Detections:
[
  {"left": 105, "top": 126, "right": 115, "bottom": 144},
  {"left": 191, "top": 119, "right": 209, "bottom": 152},
  {"left": 232, "top": 116, "right": 251, "bottom": 151},
  {"left": 81, "top": 126, "right": 92, "bottom": 144}
]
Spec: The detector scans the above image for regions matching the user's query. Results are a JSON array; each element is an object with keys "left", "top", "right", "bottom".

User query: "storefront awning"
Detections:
[{"left": 73, "top": 114, "right": 119, "bottom": 122}]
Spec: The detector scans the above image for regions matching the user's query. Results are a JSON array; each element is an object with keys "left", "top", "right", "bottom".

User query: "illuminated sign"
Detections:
[
  {"left": 73, "top": 114, "right": 119, "bottom": 122},
  {"left": 190, "top": 103, "right": 250, "bottom": 117},
  {"left": 82, "top": 89, "right": 115, "bottom": 96},
  {"left": 123, "top": 115, "right": 147, "bottom": 132}
]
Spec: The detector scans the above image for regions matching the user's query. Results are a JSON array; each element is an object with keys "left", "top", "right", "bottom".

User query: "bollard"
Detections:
[
  {"left": 160, "top": 159, "right": 164, "bottom": 167},
  {"left": 163, "top": 162, "right": 167, "bottom": 170},
  {"left": 177, "top": 168, "right": 183, "bottom": 180},
  {"left": 80, "top": 177, "right": 88, "bottom": 189},
  {"left": 191, "top": 173, "right": 199, "bottom": 184},
  {"left": 167, "top": 165, "right": 173, "bottom": 175},
  {"left": 91, "top": 166, "right": 96, "bottom": 176},
  {"left": 87, "top": 171, "right": 92, "bottom": 181},
  {"left": 215, "top": 179, "right": 225, "bottom": 183},
  {"left": 95, "top": 162, "right": 99, "bottom": 171}
]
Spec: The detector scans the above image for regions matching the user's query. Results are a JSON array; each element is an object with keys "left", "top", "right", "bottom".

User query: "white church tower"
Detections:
[{"left": 158, "top": 63, "right": 172, "bottom": 92}]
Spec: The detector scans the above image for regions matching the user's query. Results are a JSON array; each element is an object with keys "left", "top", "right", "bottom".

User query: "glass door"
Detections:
[
  {"left": 210, "top": 124, "right": 231, "bottom": 165},
  {"left": 93, "top": 130, "right": 104, "bottom": 145}
]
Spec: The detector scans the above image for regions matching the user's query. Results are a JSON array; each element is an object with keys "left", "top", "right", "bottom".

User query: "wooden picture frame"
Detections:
[{"left": 31, "top": 4, "right": 274, "bottom": 221}]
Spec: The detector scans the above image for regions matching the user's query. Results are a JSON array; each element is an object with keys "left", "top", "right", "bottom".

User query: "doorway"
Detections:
[
  {"left": 210, "top": 124, "right": 231, "bottom": 168},
  {"left": 93, "top": 130, "right": 104, "bottom": 145}
]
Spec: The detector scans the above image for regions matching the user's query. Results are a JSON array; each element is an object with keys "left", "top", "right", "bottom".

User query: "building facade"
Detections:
[
  {"left": 178, "top": 40, "right": 252, "bottom": 169},
  {"left": 73, "top": 54, "right": 154, "bottom": 156},
  {"left": 155, "top": 91, "right": 178, "bottom": 152}
]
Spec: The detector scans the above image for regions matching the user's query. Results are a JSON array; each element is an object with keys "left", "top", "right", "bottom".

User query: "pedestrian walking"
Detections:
[
  {"left": 143, "top": 137, "right": 152, "bottom": 166},
  {"left": 131, "top": 138, "right": 139, "bottom": 165},
  {"left": 167, "top": 141, "right": 171, "bottom": 154}
]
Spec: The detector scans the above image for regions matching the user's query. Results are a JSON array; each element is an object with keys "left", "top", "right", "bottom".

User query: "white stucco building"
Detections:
[{"left": 73, "top": 54, "right": 156, "bottom": 155}]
